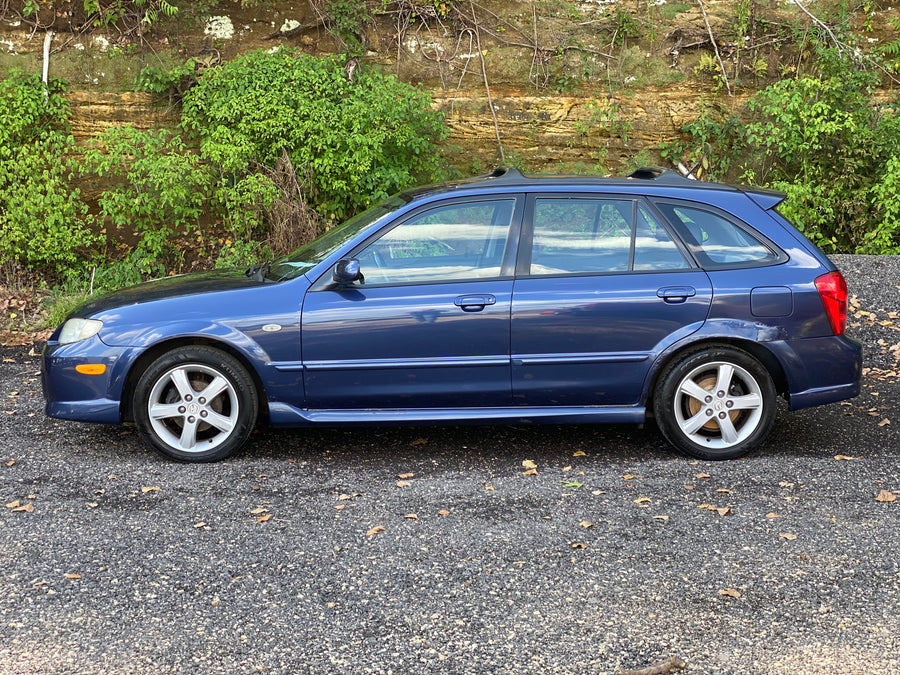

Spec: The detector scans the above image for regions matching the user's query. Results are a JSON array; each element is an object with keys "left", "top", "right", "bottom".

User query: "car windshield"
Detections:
[{"left": 264, "top": 195, "right": 410, "bottom": 282}]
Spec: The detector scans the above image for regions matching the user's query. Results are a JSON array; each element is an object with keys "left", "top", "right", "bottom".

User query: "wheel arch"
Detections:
[
  {"left": 120, "top": 337, "right": 269, "bottom": 423},
  {"left": 645, "top": 337, "right": 789, "bottom": 417}
]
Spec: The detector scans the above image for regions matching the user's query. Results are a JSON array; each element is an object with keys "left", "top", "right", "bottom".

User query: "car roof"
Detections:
[{"left": 400, "top": 167, "right": 785, "bottom": 210}]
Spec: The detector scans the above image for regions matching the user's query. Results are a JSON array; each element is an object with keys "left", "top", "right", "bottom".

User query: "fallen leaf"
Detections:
[
  {"left": 410, "top": 438, "right": 427, "bottom": 446},
  {"left": 571, "top": 543, "right": 587, "bottom": 549},
  {"left": 765, "top": 512, "right": 781, "bottom": 519},
  {"left": 579, "top": 520, "right": 594, "bottom": 528},
  {"left": 64, "top": 573, "right": 81, "bottom": 580},
  {"left": 86, "top": 502, "right": 98, "bottom": 508},
  {"left": 684, "top": 485, "right": 695, "bottom": 490},
  {"left": 366, "top": 525, "right": 385, "bottom": 537},
  {"left": 716, "top": 507, "right": 732, "bottom": 517},
  {"left": 522, "top": 459, "right": 537, "bottom": 469},
  {"left": 193, "top": 522, "right": 206, "bottom": 528},
  {"left": 780, "top": 532, "right": 797, "bottom": 540},
  {"left": 140, "top": 486, "right": 160, "bottom": 493},
  {"left": 485, "top": 486, "right": 494, "bottom": 491},
  {"left": 12, "top": 503, "right": 33, "bottom": 513},
  {"left": 878, "top": 418, "right": 890, "bottom": 427},
  {"left": 634, "top": 497, "right": 651, "bottom": 504},
  {"left": 572, "top": 450, "right": 586, "bottom": 457},
  {"left": 334, "top": 504, "right": 345, "bottom": 511},
  {"left": 404, "top": 513, "right": 418, "bottom": 520},
  {"left": 5, "top": 500, "right": 19, "bottom": 509},
  {"left": 718, "top": 588, "right": 741, "bottom": 598},
  {"left": 6, "top": 460, "right": 14, "bottom": 467},
  {"left": 395, "top": 480, "right": 411, "bottom": 488},
  {"left": 696, "top": 472, "right": 711, "bottom": 479},
  {"left": 653, "top": 515, "right": 669, "bottom": 521},
  {"left": 337, "top": 493, "right": 352, "bottom": 501},
  {"left": 397, "top": 472, "right": 414, "bottom": 479},
  {"left": 875, "top": 489, "right": 896, "bottom": 503},
  {"left": 256, "top": 514, "right": 272, "bottom": 522},
  {"left": 623, "top": 473, "right": 635, "bottom": 480},
  {"left": 562, "top": 465, "right": 572, "bottom": 472},
  {"left": 698, "top": 503, "right": 710, "bottom": 509},
  {"left": 522, "top": 468, "right": 539, "bottom": 476},
  {"left": 834, "top": 455, "right": 855, "bottom": 461},
  {"left": 250, "top": 507, "right": 268, "bottom": 515},
  {"left": 438, "top": 509, "right": 450, "bottom": 516},
  {"left": 779, "top": 481, "right": 795, "bottom": 488}
]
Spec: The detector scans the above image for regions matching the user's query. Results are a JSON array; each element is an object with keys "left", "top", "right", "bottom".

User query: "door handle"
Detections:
[
  {"left": 657, "top": 286, "right": 696, "bottom": 304},
  {"left": 454, "top": 294, "right": 496, "bottom": 312}
]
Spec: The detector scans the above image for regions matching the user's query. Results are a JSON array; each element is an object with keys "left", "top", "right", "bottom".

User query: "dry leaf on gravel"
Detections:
[
  {"left": 572, "top": 450, "right": 586, "bottom": 457},
  {"left": 522, "top": 459, "right": 537, "bottom": 469},
  {"left": 718, "top": 588, "right": 741, "bottom": 598},
  {"left": 653, "top": 515, "right": 669, "bottom": 522},
  {"left": 765, "top": 512, "right": 781, "bottom": 519},
  {"left": 579, "top": 520, "right": 594, "bottom": 528},
  {"left": 64, "top": 573, "right": 81, "bottom": 580},
  {"left": 12, "top": 503, "right": 33, "bottom": 512},
  {"left": 256, "top": 514, "right": 272, "bottom": 523},
  {"left": 634, "top": 497, "right": 651, "bottom": 504},
  {"left": 438, "top": 509, "right": 450, "bottom": 516},
  {"left": 140, "top": 486, "right": 160, "bottom": 493},
  {"left": 397, "top": 472, "right": 414, "bottom": 479},
  {"left": 404, "top": 513, "right": 418, "bottom": 520},
  {"left": 780, "top": 532, "right": 797, "bottom": 540},
  {"left": 834, "top": 455, "right": 855, "bottom": 461},
  {"left": 876, "top": 489, "right": 896, "bottom": 503},
  {"left": 366, "top": 525, "right": 385, "bottom": 537},
  {"left": 695, "top": 473, "right": 711, "bottom": 479},
  {"left": 395, "top": 480, "right": 411, "bottom": 488}
]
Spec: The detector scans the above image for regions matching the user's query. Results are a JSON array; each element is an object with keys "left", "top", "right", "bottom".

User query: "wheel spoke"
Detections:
[
  {"left": 204, "top": 410, "right": 235, "bottom": 433},
  {"left": 198, "top": 375, "right": 230, "bottom": 403},
  {"left": 179, "top": 417, "right": 200, "bottom": 450},
  {"left": 149, "top": 402, "right": 183, "bottom": 421},
  {"left": 714, "top": 363, "right": 735, "bottom": 394},
  {"left": 681, "top": 410, "right": 712, "bottom": 436},
  {"left": 717, "top": 415, "right": 740, "bottom": 445},
  {"left": 169, "top": 367, "right": 195, "bottom": 401},
  {"left": 679, "top": 378, "right": 711, "bottom": 403},
  {"left": 728, "top": 393, "right": 762, "bottom": 410}
]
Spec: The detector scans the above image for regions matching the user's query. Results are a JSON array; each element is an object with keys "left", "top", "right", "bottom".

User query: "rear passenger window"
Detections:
[
  {"left": 655, "top": 202, "right": 780, "bottom": 268},
  {"left": 528, "top": 198, "right": 689, "bottom": 275}
]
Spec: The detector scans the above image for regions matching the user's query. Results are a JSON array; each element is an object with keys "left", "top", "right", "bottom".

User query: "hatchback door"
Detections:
[
  {"left": 301, "top": 196, "right": 523, "bottom": 409},
  {"left": 511, "top": 195, "right": 712, "bottom": 406}
]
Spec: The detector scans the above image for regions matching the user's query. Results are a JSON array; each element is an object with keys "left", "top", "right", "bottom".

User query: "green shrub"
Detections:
[
  {"left": 0, "top": 70, "right": 97, "bottom": 282},
  {"left": 181, "top": 49, "right": 448, "bottom": 221}
]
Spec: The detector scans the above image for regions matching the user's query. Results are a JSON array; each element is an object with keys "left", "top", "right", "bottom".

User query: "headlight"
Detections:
[{"left": 58, "top": 318, "right": 103, "bottom": 345}]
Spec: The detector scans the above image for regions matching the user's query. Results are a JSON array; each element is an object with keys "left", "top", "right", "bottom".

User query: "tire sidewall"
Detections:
[
  {"left": 133, "top": 346, "right": 258, "bottom": 462},
  {"left": 654, "top": 345, "right": 776, "bottom": 461}
]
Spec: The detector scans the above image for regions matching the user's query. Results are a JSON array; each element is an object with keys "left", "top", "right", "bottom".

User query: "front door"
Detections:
[{"left": 302, "top": 197, "right": 522, "bottom": 409}]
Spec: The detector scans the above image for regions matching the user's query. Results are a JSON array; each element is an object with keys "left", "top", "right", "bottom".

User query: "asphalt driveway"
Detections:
[{"left": 1, "top": 255, "right": 897, "bottom": 674}]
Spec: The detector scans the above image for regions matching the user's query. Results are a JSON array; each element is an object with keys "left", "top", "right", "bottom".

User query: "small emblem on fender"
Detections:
[{"left": 261, "top": 324, "right": 282, "bottom": 332}]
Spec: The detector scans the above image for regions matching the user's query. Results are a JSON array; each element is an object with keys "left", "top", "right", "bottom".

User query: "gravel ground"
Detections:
[{"left": 1, "top": 255, "right": 898, "bottom": 675}]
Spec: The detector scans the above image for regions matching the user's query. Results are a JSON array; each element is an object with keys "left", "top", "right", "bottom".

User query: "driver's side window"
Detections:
[{"left": 356, "top": 200, "right": 515, "bottom": 286}]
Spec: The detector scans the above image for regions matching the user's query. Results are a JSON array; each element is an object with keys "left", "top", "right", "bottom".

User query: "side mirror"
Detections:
[{"left": 332, "top": 258, "right": 361, "bottom": 285}]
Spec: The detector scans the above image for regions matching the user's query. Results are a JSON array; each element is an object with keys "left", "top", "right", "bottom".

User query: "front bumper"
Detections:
[{"left": 42, "top": 336, "right": 137, "bottom": 424}]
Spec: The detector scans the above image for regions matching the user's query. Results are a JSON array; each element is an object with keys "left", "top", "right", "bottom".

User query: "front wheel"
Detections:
[
  {"left": 654, "top": 346, "right": 776, "bottom": 460},
  {"left": 133, "top": 346, "right": 258, "bottom": 462}
]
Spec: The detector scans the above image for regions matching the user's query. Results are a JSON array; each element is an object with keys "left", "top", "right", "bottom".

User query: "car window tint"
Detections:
[
  {"left": 633, "top": 205, "right": 689, "bottom": 271},
  {"left": 356, "top": 200, "right": 514, "bottom": 285},
  {"left": 656, "top": 202, "right": 778, "bottom": 267},
  {"left": 530, "top": 199, "right": 632, "bottom": 275}
]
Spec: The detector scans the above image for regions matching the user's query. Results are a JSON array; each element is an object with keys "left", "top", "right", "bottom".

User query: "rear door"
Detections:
[{"left": 511, "top": 194, "right": 713, "bottom": 406}]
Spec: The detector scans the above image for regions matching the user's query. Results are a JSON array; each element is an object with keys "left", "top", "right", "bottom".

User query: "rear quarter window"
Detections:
[{"left": 654, "top": 201, "right": 785, "bottom": 269}]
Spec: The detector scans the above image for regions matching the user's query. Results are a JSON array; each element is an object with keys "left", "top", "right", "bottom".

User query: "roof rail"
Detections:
[{"left": 627, "top": 167, "right": 695, "bottom": 184}]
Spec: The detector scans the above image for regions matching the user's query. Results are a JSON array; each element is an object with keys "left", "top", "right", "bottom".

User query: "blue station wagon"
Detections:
[{"left": 42, "top": 168, "right": 862, "bottom": 462}]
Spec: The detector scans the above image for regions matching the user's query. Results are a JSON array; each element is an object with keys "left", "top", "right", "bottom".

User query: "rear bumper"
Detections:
[{"left": 768, "top": 335, "right": 862, "bottom": 410}]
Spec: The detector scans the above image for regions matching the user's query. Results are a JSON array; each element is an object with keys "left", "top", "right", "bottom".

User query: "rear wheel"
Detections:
[
  {"left": 133, "top": 346, "right": 257, "bottom": 462},
  {"left": 654, "top": 346, "right": 776, "bottom": 460}
]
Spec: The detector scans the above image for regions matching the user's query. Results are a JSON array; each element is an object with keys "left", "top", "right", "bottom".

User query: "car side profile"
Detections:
[{"left": 42, "top": 168, "right": 862, "bottom": 462}]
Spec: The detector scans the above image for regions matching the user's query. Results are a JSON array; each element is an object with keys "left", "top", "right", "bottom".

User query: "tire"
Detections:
[
  {"left": 653, "top": 346, "right": 776, "bottom": 461},
  {"left": 133, "top": 346, "right": 258, "bottom": 462}
]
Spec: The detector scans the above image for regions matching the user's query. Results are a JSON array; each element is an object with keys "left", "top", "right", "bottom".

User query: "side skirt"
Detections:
[{"left": 267, "top": 403, "right": 645, "bottom": 427}]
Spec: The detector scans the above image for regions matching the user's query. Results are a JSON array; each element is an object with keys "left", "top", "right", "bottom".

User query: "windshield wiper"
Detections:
[{"left": 245, "top": 259, "right": 273, "bottom": 281}]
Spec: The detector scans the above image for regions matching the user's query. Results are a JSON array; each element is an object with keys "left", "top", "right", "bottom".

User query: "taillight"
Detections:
[{"left": 814, "top": 271, "right": 848, "bottom": 336}]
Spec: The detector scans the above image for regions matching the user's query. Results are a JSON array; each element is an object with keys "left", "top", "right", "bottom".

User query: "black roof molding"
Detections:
[{"left": 627, "top": 167, "right": 697, "bottom": 184}]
